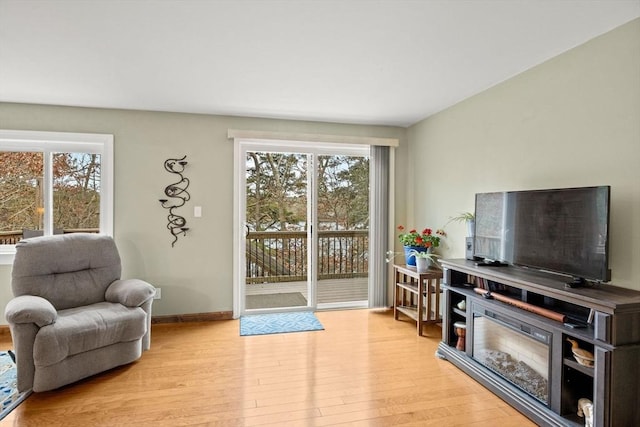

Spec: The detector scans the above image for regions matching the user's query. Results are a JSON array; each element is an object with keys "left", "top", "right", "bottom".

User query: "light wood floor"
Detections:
[{"left": 1, "top": 309, "right": 535, "bottom": 426}]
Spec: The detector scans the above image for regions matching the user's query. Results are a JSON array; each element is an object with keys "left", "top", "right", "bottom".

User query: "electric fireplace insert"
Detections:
[{"left": 471, "top": 302, "right": 552, "bottom": 405}]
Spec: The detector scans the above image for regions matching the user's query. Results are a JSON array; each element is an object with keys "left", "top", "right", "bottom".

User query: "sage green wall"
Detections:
[
  {"left": 407, "top": 18, "right": 640, "bottom": 290},
  {"left": 0, "top": 104, "right": 406, "bottom": 320}
]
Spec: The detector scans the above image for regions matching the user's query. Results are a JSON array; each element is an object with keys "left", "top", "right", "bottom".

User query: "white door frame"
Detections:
[{"left": 233, "top": 138, "right": 369, "bottom": 318}]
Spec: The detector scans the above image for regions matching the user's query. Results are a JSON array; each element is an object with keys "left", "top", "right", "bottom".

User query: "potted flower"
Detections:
[
  {"left": 448, "top": 212, "right": 475, "bottom": 237},
  {"left": 397, "top": 225, "right": 445, "bottom": 266}
]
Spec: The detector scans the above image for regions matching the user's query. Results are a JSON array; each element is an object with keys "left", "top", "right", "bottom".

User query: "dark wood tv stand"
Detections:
[{"left": 437, "top": 259, "right": 640, "bottom": 427}]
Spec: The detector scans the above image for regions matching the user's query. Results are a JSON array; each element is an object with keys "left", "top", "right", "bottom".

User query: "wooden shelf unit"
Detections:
[
  {"left": 393, "top": 264, "right": 443, "bottom": 336},
  {"left": 437, "top": 259, "right": 640, "bottom": 427}
]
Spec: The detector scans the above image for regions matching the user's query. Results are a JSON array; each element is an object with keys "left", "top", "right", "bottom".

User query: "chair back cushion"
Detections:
[{"left": 11, "top": 233, "right": 122, "bottom": 310}]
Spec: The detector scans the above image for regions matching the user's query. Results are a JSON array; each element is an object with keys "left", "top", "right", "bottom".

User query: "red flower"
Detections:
[{"left": 397, "top": 225, "right": 444, "bottom": 248}]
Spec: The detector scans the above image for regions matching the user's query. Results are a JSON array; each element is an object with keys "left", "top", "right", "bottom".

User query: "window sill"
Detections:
[{"left": 0, "top": 247, "right": 16, "bottom": 265}]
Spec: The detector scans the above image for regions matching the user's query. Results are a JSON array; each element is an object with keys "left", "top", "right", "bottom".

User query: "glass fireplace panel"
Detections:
[{"left": 472, "top": 310, "right": 550, "bottom": 404}]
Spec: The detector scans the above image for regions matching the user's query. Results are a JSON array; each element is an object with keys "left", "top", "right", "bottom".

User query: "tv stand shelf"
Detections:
[
  {"left": 452, "top": 260, "right": 637, "bottom": 314},
  {"left": 437, "top": 259, "right": 640, "bottom": 427},
  {"left": 563, "top": 357, "right": 594, "bottom": 377}
]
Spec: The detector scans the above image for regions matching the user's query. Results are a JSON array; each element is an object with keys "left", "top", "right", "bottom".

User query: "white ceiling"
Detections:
[{"left": 1, "top": 1, "right": 639, "bottom": 127}]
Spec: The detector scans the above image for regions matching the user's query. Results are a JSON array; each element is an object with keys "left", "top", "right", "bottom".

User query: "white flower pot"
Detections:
[{"left": 415, "top": 257, "right": 430, "bottom": 273}]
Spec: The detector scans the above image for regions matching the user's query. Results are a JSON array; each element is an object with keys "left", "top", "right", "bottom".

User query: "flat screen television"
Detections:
[{"left": 473, "top": 186, "right": 611, "bottom": 284}]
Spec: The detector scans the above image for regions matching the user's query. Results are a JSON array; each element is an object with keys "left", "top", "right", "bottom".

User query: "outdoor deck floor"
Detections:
[{"left": 245, "top": 277, "right": 368, "bottom": 305}]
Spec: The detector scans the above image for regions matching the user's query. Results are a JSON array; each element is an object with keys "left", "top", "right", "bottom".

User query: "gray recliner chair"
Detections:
[{"left": 4, "top": 233, "right": 155, "bottom": 392}]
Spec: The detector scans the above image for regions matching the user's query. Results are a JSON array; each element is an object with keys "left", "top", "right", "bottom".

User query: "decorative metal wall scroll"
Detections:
[{"left": 159, "top": 155, "right": 190, "bottom": 247}]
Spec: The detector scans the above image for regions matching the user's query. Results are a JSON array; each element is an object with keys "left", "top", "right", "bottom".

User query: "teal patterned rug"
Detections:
[
  {"left": 240, "top": 311, "right": 324, "bottom": 336},
  {"left": 0, "top": 351, "right": 31, "bottom": 420}
]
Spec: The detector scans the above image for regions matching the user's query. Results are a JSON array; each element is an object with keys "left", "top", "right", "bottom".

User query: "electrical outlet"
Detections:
[{"left": 154, "top": 287, "right": 162, "bottom": 300}]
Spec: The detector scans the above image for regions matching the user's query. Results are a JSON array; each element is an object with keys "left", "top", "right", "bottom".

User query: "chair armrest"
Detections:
[
  {"left": 5, "top": 295, "right": 57, "bottom": 327},
  {"left": 105, "top": 279, "right": 156, "bottom": 307}
]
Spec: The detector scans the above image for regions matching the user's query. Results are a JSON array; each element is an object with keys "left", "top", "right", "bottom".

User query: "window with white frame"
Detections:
[{"left": 0, "top": 130, "right": 113, "bottom": 264}]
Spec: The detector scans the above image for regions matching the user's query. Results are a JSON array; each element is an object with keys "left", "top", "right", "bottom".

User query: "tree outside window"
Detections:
[
  {"left": 0, "top": 152, "right": 101, "bottom": 241},
  {"left": 0, "top": 130, "right": 113, "bottom": 263}
]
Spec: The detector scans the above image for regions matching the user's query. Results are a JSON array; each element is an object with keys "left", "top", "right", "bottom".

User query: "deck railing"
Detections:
[
  {"left": 0, "top": 229, "right": 100, "bottom": 245},
  {"left": 2, "top": 229, "right": 368, "bottom": 284},
  {"left": 246, "top": 230, "right": 368, "bottom": 283}
]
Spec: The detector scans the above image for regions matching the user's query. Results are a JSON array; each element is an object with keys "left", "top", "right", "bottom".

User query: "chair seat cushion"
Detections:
[{"left": 33, "top": 302, "right": 147, "bottom": 367}]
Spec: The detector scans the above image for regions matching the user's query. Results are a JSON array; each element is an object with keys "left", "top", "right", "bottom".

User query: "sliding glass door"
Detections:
[
  {"left": 238, "top": 141, "right": 370, "bottom": 314},
  {"left": 244, "top": 150, "right": 311, "bottom": 311},
  {"left": 315, "top": 154, "right": 369, "bottom": 308}
]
